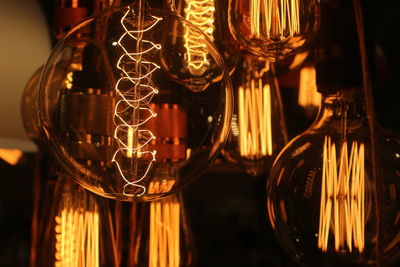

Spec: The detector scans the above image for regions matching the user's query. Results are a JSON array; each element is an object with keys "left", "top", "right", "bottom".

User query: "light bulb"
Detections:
[
  {"left": 228, "top": 0, "right": 320, "bottom": 61},
  {"left": 34, "top": 175, "right": 120, "bottom": 267},
  {"left": 133, "top": 192, "right": 195, "bottom": 267},
  {"left": 266, "top": 1, "right": 400, "bottom": 265},
  {"left": 162, "top": 0, "right": 238, "bottom": 92},
  {"left": 266, "top": 90, "right": 400, "bottom": 266},
  {"left": 38, "top": 0, "right": 233, "bottom": 201},
  {"left": 222, "top": 54, "right": 288, "bottom": 176}
]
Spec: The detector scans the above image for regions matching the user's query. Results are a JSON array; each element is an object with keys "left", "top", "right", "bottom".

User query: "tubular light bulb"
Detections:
[
  {"left": 38, "top": 0, "right": 233, "bottom": 201},
  {"left": 228, "top": 0, "right": 319, "bottom": 61},
  {"left": 34, "top": 175, "right": 119, "bottom": 267},
  {"left": 222, "top": 54, "right": 288, "bottom": 176},
  {"left": 266, "top": 89, "right": 400, "bottom": 266},
  {"left": 133, "top": 192, "right": 195, "bottom": 267}
]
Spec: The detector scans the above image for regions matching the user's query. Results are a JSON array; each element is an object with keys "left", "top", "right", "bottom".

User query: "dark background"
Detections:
[{"left": 0, "top": 0, "right": 399, "bottom": 266}]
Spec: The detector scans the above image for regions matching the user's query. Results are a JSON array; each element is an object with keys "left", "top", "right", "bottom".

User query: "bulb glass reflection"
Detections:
[
  {"left": 266, "top": 90, "right": 400, "bottom": 266},
  {"left": 228, "top": 0, "right": 319, "bottom": 61},
  {"left": 38, "top": 1, "right": 232, "bottom": 201}
]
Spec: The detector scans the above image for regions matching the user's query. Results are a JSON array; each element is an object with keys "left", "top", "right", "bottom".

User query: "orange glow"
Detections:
[
  {"left": 183, "top": 0, "right": 215, "bottom": 75},
  {"left": 54, "top": 190, "right": 99, "bottom": 267},
  {"left": 298, "top": 64, "right": 321, "bottom": 110},
  {"left": 0, "top": 148, "right": 23, "bottom": 165},
  {"left": 112, "top": 8, "right": 162, "bottom": 197},
  {"left": 250, "top": 0, "right": 300, "bottom": 40},
  {"left": 318, "top": 136, "right": 365, "bottom": 253},
  {"left": 149, "top": 194, "right": 181, "bottom": 267},
  {"left": 238, "top": 62, "right": 273, "bottom": 159}
]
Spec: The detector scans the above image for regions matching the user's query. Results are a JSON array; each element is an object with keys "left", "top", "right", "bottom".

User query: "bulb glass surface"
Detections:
[
  {"left": 266, "top": 90, "right": 400, "bottom": 266},
  {"left": 164, "top": 0, "right": 239, "bottom": 92},
  {"left": 228, "top": 0, "right": 319, "bottom": 61},
  {"left": 38, "top": 2, "right": 232, "bottom": 201}
]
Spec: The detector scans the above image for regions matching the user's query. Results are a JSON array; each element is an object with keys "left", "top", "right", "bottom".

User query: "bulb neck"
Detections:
[{"left": 312, "top": 89, "right": 368, "bottom": 132}]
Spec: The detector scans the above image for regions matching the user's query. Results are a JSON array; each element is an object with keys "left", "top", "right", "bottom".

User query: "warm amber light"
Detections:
[
  {"left": 298, "top": 64, "right": 320, "bottom": 110},
  {"left": 112, "top": 7, "right": 162, "bottom": 197},
  {"left": 183, "top": 0, "right": 215, "bottom": 75},
  {"left": 238, "top": 62, "right": 273, "bottom": 159},
  {"left": 249, "top": 0, "right": 300, "bottom": 40},
  {"left": 149, "top": 194, "right": 181, "bottom": 267},
  {"left": 0, "top": 148, "right": 23, "bottom": 165},
  {"left": 55, "top": 192, "right": 99, "bottom": 267},
  {"left": 318, "top": 136, "right": 365, "bottom": 253}
]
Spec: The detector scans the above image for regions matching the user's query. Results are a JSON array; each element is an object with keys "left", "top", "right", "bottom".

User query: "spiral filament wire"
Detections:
[
  {"left": 149, "top": 194, "right": 181, "bottom": 267},
  {"left": 112, "top": 7, "right": 162, "bottom": 197},
  {"left": 249, "top": 0, "right": 300, "bottom": 40},
  {"left": 54, "top": 188, "right": 100, "bottom": 267},
  {"left": 318, "top": 136, "right": 365, "bottom": 252},
  {"left": 183, "top": 0, "right": 216, "bottom": 75},
  {"left": 237, "top": 62, "right": 273, "bottom": 159}
]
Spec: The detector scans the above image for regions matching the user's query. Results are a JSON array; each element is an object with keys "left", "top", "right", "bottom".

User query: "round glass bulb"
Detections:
[
  {"left": 228, "top": 0, "right": 320, "bottom": 61},
  {"left": 38, "top": 1, "right": 233, "bottom": 201},
  {"left": 222, "top": 54, "right": 288, "bottom": 176},
  {"left": 266, "top": 90, "right": 400, "bottom": 266}
]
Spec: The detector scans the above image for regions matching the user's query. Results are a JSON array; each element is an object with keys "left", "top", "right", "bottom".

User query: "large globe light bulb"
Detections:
[
  {"left": 266, "top": 0, "right": 400, "bottom": 265},
  {"left": 38, "top": 0, "right": 233, "bottom": 201}
]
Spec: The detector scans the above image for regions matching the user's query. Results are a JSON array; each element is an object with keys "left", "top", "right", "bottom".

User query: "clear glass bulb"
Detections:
[
  {"left": 228, "top": 0, "right": 320, "bottom": 61},
  {"left": 38, "top": 0, "right": 233, "bottom": 201},
  {"left": 132, "top": 192, "right": 195, "bottom": 267},
  {"left": 266, "top": 89, "right": 400, "bottom": 266},
  {"left": 164, "top": 0, "right": 239, "bottom": 83},
  {"left": 34, "top": 174, "right": 118, "bottom": 267},
  {"left": 221, "top": 54, "right": 288, "bottom": 176}
]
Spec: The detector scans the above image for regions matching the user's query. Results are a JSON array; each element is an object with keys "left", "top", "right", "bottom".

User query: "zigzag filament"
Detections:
[
  {"left": 318, "top": 136, "right": 365, "bottom": 252},
  {"left": 112, "top": 7, "right": 162, "bottom": 197}
]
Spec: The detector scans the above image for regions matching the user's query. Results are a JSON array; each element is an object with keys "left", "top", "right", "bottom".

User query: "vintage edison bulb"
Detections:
[
  {"left": 38, "top": 0, "right": 233, "bottom": 201},
  {"left": 132, "top": 192, "right": 195, "bottom": 267},
  {"left": 163, "top": 0, "right": 238, "bottom": 92},
  {"left": 228, "top": 0, "right": 320, "bottom": 61},
  {"left": 266, "top": 88, "right": 400, "bottom": 265},
  {"left": 266, "top": 0, "right": 400, "bottom": 264},
  {"left": 222, "top": 53, "right": 288, "bottom": 176},
  {"left": 34, "top": 175, "right": 120, "bottom": 267}
]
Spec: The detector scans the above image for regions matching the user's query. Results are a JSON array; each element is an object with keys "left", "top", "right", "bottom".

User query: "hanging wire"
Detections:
[{"left": 352, "top": 0, "right": 383, "bottom": 265}]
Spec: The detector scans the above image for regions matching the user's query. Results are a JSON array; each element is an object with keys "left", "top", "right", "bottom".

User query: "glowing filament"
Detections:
[
  {"left": 112, "top": 7, "right": 162, "bottom": 197},
  {"left": 183, "top": 0, "right": 215, "bottom": 75},
  {"left": 250, "top": 0, "right": 300, "bottom": 40},
  {"left": 298, "top": 65, "right": 320, "bottom": 109},
  {"left": 54, "top": 190, "right": 99, "bottom": 267},
  {"left": 149, "top": 194, "right": 181, "bottom": 267},
  {"left": 238, "top": 63, "right": 273, "bottom": 159},
  {"left": 318, "top": 136, "right": 365, "bottom": 253}
]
